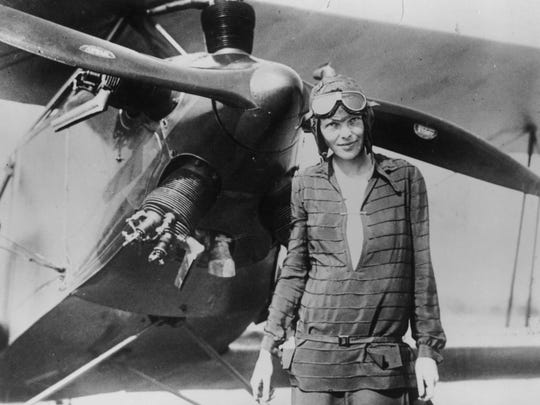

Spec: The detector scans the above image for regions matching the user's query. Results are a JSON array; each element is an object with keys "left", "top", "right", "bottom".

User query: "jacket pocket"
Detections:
[{"left": 367, "top": 344, "right": 404, "bottom": 370}]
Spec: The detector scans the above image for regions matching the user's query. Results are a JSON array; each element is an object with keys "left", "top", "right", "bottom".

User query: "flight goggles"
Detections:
[{"left": 311, "top": 91, "right": 368, "bottom": 118}]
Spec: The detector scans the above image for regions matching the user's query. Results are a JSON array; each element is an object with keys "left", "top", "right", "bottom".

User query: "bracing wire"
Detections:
[{"left": 0, "top": 233, "right": 65, "bottom": 274}]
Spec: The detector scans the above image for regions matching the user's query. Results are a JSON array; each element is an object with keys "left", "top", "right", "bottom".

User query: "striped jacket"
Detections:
[{"left": 262, "top": 153, "right": 446, "bottom": 392}]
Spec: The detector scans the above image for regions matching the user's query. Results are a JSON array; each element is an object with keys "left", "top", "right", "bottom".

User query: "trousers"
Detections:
[{"left": 291, "top": 387, "right": 431, "bottom": 405}]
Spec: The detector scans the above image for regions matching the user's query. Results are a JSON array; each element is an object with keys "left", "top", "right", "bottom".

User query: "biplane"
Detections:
[{"left": 0, "top": 0, "right": 539, "bottom": 403}]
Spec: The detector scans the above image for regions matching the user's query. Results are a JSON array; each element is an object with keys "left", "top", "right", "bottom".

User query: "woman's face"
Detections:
[{"left": 319, "top": 106, "right": 365, "bottom": 161}]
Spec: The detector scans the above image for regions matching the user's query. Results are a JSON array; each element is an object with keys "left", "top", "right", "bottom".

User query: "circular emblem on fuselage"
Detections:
[
  {"left": 414, "top": 123, "right": 438, "bottom": 140},
  {"left": 79, "top": 45, "right": 116, "bottom": 59}
]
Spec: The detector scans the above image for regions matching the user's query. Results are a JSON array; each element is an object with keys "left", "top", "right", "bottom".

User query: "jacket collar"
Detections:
[{"left": 313, "top": 153, "right": 403, "bottom": 195}]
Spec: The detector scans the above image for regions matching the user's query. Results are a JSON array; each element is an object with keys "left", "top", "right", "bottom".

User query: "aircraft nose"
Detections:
[{"left": 250, "top": 63, "right": 303, "bottom": 117}]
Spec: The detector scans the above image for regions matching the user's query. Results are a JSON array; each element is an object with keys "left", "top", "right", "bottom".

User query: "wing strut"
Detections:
[
  {"left": 124, "top": 366, "right": 201, "bottom": 405},
  {"left": 526, "top": 198, "right": 540, "bottom": 327},
  {"left": 505, "top": 125, "right": 538, "bottom": 327},
  {"left": 181, "top": 321, "right": 254, "bottom": 396},
  {"left": 24, "top": 321, "right": 162, "bottom": 405},
  {"left": 525, "top": 124, "right": 540, "bottom": 327},
  {"left": 0, "top": 158, "right": 14, "bottom": 202}
]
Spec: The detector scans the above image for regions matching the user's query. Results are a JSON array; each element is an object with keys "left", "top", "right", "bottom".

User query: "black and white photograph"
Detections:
[{"left": 0, "top": 1, "right": 539, "bottom": 404}]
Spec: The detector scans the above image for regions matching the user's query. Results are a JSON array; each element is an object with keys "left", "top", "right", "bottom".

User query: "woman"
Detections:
[{"left": 251, "top": 74, "right": 446, "bottom": 405}]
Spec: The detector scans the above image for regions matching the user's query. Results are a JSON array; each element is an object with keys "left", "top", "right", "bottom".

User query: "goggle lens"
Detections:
[{"left": 311, "top": 91, "right": 368, "bottom": 117}]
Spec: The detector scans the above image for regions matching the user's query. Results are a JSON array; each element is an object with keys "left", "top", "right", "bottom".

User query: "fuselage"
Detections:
[{"left": 0, "top": 51, "right": 305, "bottom": 401}]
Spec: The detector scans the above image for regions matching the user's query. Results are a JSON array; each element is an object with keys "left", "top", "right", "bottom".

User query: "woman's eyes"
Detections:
[{"left": 324, "top": 117, "right": 362, "bottom": 129}]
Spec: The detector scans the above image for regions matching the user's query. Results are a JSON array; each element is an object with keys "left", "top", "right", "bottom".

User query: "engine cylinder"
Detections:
[
  {"left": 142, "top": 157, "right": 220, "bottom": 239},
  {"left": 201, "top": 1, "right": 255, "bottom": 54}
]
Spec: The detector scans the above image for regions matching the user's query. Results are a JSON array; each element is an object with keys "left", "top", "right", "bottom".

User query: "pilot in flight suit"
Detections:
[{"left": 251, "top": 74, "right": 446, "bottom": 405}]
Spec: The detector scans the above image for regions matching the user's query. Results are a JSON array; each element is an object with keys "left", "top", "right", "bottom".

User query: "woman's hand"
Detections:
[
  {"left": 250, "top": 349, "right": 274, "bottom": 403},
  {"left": 415, "top": 357, "right": 439, "bottom": 402}
]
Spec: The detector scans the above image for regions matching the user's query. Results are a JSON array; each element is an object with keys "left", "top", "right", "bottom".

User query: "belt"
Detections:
[
  {"left": 294, "top": 333, "right": 404, "bottom": 369},
  {"left": 295, "top": 333, "right": 402, "bottom": 347}
]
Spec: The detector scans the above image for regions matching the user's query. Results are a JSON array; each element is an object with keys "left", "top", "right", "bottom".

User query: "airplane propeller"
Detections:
[
  {"left": 372, "top": 101, "right": 540, "bottom": 196},
  {"left": 0, "top": 4, "right": 258, "bottom": 108}
]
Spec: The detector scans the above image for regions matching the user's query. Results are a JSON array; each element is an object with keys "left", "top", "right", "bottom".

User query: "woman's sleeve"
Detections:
[
  {"left": 409, "top": 166, "right": 447, "bottom": 363},
  {"left": 261, "top": 173, "right": 310, "bottom": 352}
]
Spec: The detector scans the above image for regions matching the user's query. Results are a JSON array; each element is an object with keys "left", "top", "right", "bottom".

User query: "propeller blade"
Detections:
[
  {"left": 372, "top": 101, "right": 540, "bottom": 196},
  {"left": 0, "top": 5, "right": 256, "bottom": 108}
]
